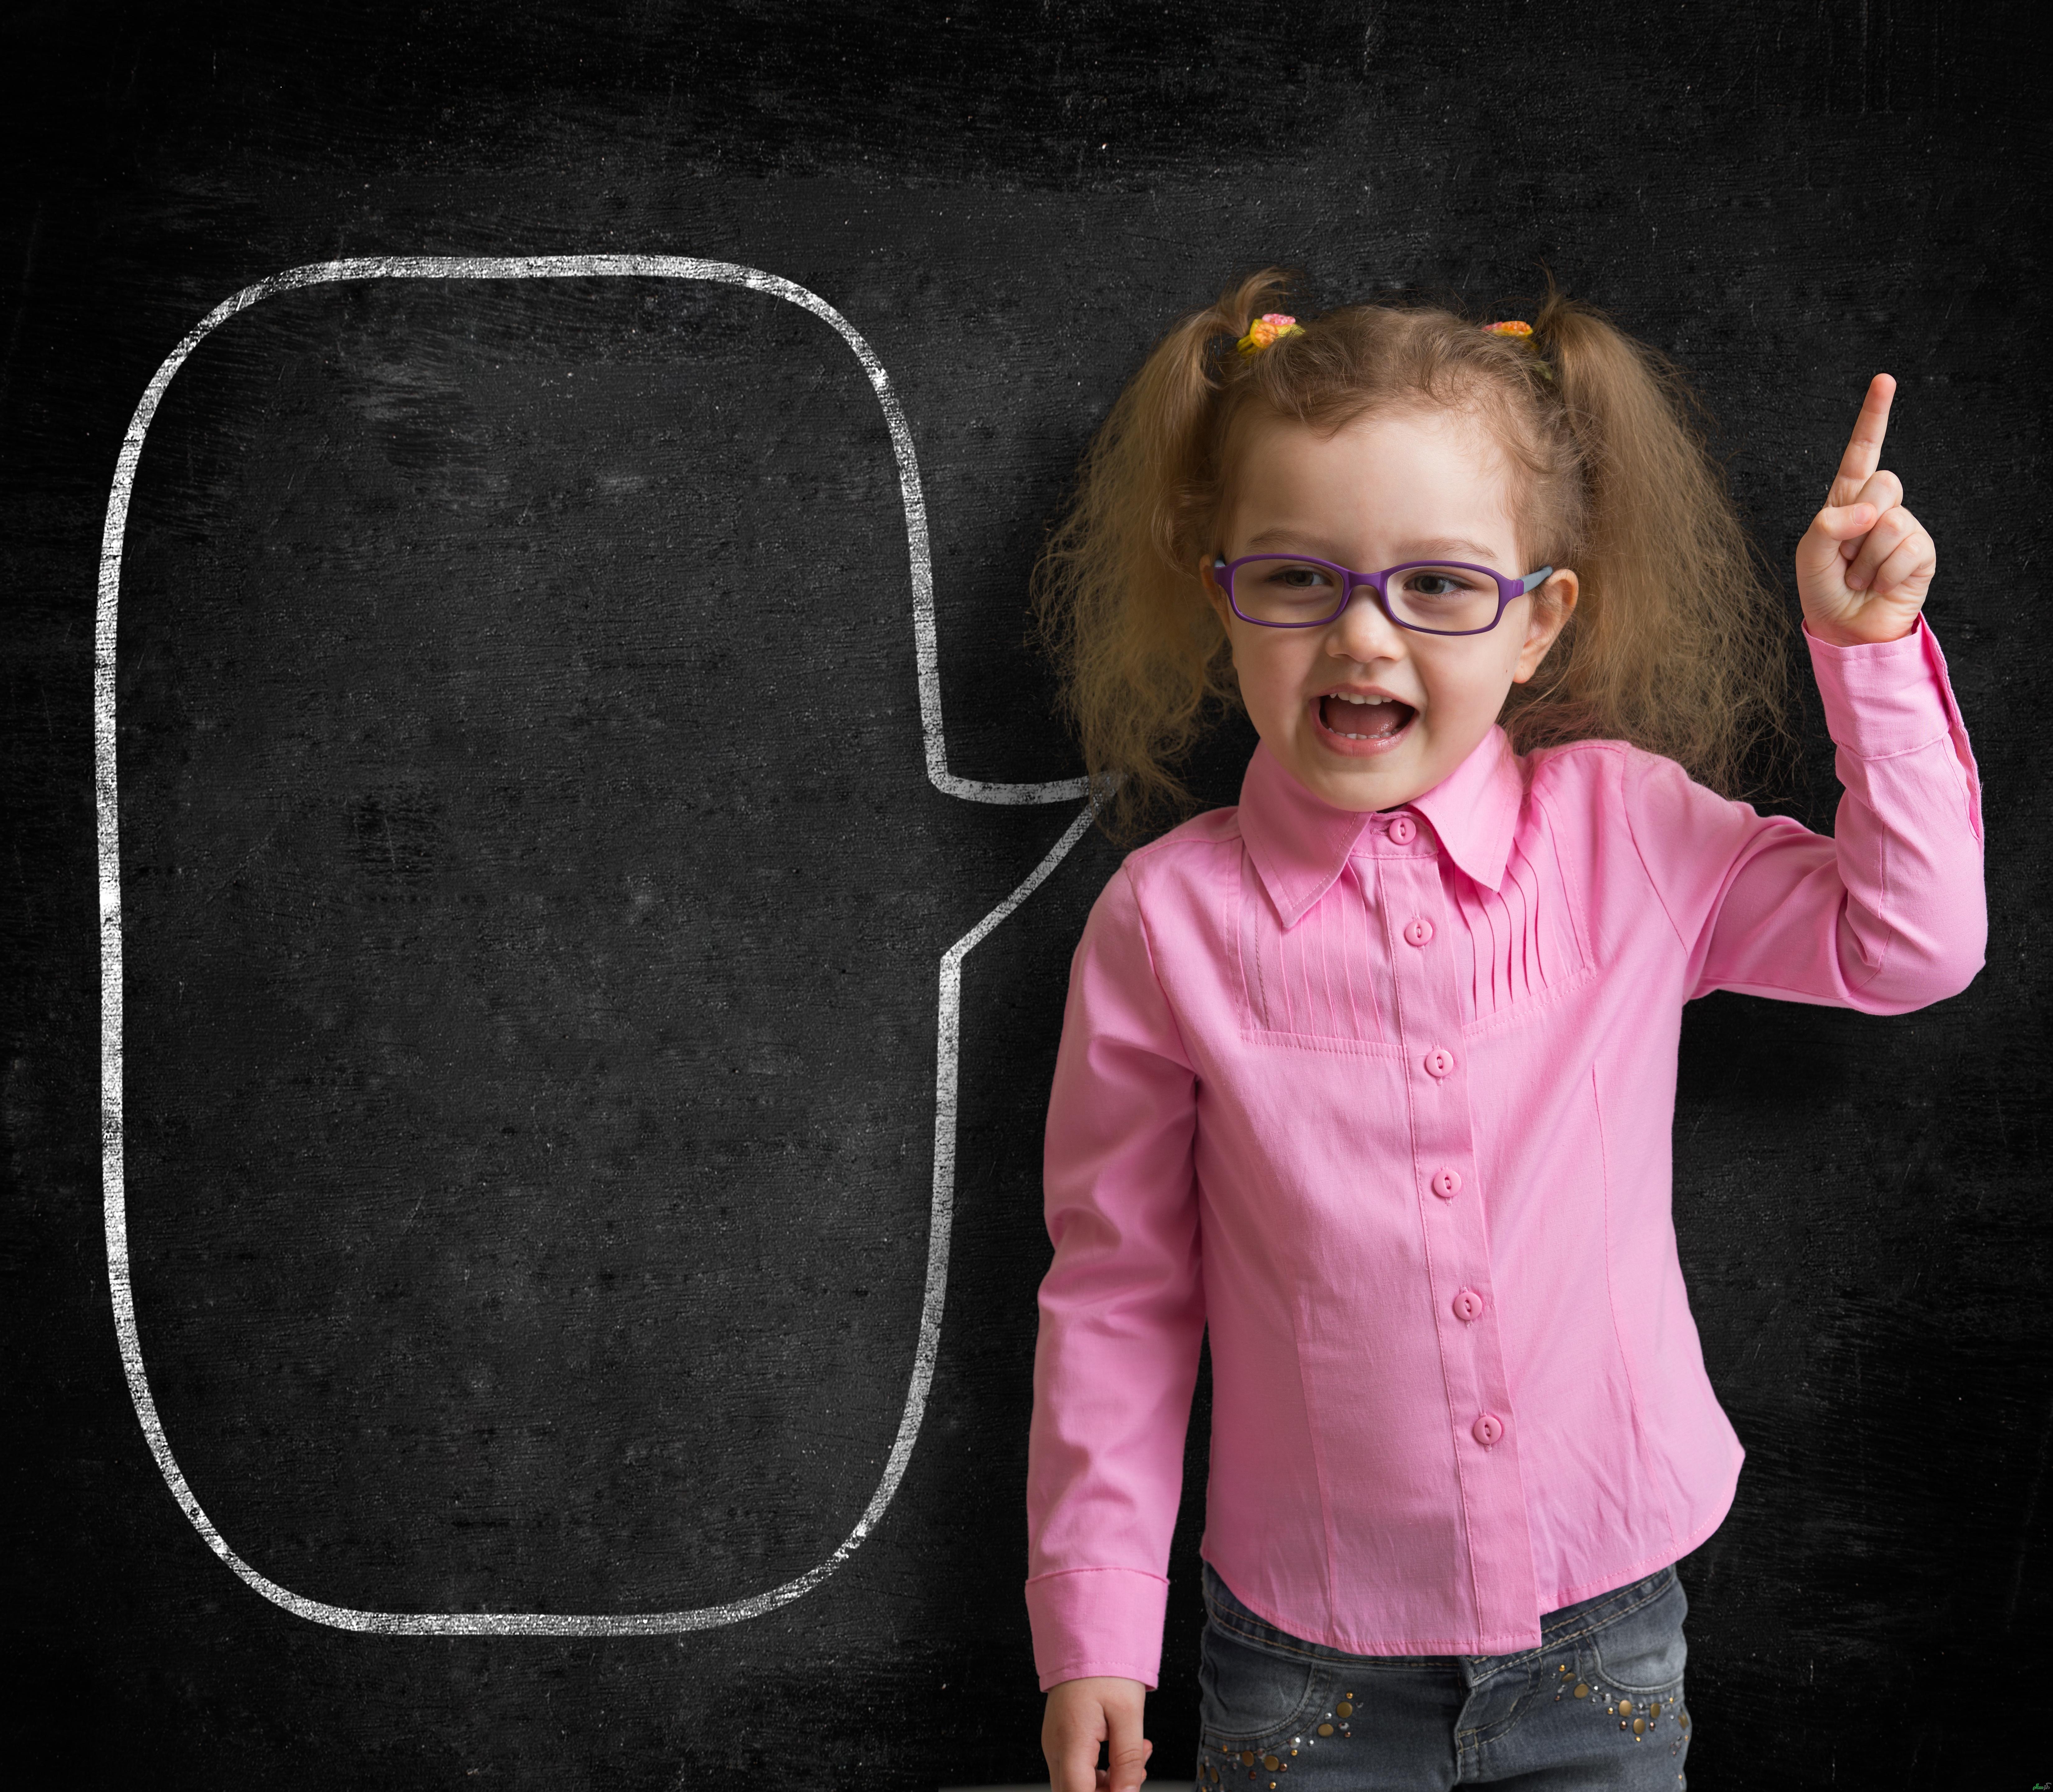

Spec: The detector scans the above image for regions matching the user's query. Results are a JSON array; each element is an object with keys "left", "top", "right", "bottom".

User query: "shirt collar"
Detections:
[{"left": 1237, "top": 729, "right": 1524, "bottom": 929}]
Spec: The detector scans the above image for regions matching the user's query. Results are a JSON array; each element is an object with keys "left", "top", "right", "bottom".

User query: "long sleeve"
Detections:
[
  {"left": 1025, "top": 862, "right": 1206, "bottom": 1692},
  {"left": 1623, "top": 617, "right": 1985, "bottom": 1012}
]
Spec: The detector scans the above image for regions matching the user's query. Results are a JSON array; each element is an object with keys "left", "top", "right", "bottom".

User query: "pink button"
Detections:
[
  {"left": 1424, "top": 1046, "right": 1456, "bottom": 1079},
  {"left": 1403, "top": 917, "right": 1434, "bottom": 947},
  {"left": 1387, "top": 814, "right": 1418, "bottom": 845},
  {"left": 1452, "top": 1288, "right": 1485, "bottom": 1323},
  {"left": 1432, "top": 1168, "right": 1463, "bottom": 1199},
  {"left": 1472, "top": 1412, "right": 1504, "bottom": 1447}
]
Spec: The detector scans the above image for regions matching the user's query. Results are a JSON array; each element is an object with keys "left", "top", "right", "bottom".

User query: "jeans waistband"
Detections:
[{"left": 1200, "top": 1557, "right": 1680, "bottom": 1669}]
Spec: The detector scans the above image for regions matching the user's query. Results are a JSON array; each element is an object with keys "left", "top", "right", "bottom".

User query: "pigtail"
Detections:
[
  {"left": 1510, "top": 292, "right": 1791, "bottom": 792},
  {"left": 1032, "top": 270, "right": 1290, "bottom": 833}
]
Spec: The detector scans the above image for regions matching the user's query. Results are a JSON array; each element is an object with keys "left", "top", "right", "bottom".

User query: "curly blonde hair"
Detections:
[{"left": 1031, "top": 268, "right": 1791, "bottom": 836}]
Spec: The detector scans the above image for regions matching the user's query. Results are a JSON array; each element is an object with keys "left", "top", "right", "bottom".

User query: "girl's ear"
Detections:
[
  {"left": 1199, "top": 556, "right": 1233, "bottom": 630},
  {"left": 1512, "top": 570, "right": 1579, "bottom": 684}
]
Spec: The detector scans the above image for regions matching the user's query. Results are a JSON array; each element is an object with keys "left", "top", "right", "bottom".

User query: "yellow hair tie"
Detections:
[
  {"left": 1237, "top": 312, "right": 1305, "bottom": 358},
  {"left": 1483, "top": 319, "right": 1554, "bottom": 381}
]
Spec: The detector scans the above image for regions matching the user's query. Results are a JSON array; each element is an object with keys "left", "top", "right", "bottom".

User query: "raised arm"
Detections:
[{"left": 1625, "top": 375, "right": 1985, "bottom": 1010}]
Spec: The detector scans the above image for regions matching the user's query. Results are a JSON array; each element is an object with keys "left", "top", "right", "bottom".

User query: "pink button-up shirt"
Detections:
[{"left": 1024, "top": 622, "right": 1984, "bottom": 1691}]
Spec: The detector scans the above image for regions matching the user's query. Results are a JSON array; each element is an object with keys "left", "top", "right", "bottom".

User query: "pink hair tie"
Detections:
[{"left": 1237, "top": 312, "right": 1305, "bottom": 358}]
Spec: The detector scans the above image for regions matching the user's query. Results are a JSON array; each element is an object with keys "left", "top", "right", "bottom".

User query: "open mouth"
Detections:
[{"left": 1317, "top": 692, "right": 1417, "bottom": 743}]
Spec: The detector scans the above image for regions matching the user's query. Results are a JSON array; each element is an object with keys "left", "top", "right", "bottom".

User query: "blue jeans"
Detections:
[{"left": 1193, "top": 1558, "right": 1691, "bottom": 1790}]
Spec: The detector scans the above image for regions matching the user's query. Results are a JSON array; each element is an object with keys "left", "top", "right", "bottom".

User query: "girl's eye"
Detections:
[
  {"left": 1267, "top": 564, "right": 1333, "bottom": 589},
  {"left": 1405, "top": 572, "right": 1473, "bottom": 598}
]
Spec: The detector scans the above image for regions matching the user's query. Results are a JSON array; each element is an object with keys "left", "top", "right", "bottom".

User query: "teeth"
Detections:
[{"left": 1329, "top": 692, "right": 1390, "bottom": 705}]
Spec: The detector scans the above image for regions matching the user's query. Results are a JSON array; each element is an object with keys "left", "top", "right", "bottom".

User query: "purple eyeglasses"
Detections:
[{"left": 1211, "top": 553, "right": 1555, "bottom": 636}]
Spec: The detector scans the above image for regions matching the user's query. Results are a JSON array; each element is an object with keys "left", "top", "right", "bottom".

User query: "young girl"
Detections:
[{"left": 1023, "top": 272, "right": 1984, "bottom": 1791}]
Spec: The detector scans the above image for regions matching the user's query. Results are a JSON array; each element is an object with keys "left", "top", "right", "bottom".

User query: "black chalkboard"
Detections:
[
  {"left": 6, "top": 4, "right": 2048, "bottom": 1788},
  {"left": 107, "top": 259, "right": 1099, "bottom": 1626}
]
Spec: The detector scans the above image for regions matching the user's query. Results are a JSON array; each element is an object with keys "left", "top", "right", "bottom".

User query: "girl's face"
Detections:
[{"left": 1203, "top": 406, "right": 1578, "bottom": 813}]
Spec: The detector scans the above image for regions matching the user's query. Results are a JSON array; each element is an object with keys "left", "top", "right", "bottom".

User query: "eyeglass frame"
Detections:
[{"left": 1209, "top": 552, "right": 1556, "bottom": 636}]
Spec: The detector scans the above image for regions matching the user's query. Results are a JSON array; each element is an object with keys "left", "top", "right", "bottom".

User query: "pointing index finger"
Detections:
[{"left": 1831, "top": 373, "right": 1897, "bottom": 505}]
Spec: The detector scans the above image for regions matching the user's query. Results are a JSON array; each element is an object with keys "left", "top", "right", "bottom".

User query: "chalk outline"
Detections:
[{"left": 95, "top": 256, "right": 1096, "bottom": 1633}]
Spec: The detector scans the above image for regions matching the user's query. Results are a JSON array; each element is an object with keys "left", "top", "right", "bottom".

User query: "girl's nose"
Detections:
[{"left": 1327, "top": 586, "right": 1408, "bottom": 665}]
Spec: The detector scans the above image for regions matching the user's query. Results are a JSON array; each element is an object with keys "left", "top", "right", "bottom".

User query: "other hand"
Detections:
[
  {"left": 1795, "top": 372, "right": 1934, "bottom": 646},
  {"left": 1043, "top": 1675, "right": 1153, "bottom": 1792}
]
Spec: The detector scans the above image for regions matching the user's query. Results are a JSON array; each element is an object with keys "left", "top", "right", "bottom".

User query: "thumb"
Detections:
[
  {"left": 1796, "top": 501, "right": 1875, "bottom": 580},
  {"left": 1105, "top": 1713, "right": 1154, "bottom": 1792}
]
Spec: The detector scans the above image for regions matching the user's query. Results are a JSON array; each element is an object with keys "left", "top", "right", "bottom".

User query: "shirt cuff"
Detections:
[
  {"left": 1804, "top": 615, "right": 1960, "bottom": 760},
  {"left": 1024, "top": 1566, "right": 1170, "bottom": 1692}
]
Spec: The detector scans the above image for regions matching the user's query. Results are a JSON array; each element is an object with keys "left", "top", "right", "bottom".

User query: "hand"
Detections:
[
  {"left": 1043, "top": 1676, "right": 1153, "bottom": 1792},
  {"left": 1795, "top": 372, "right": 1935, "bottom": 646}
]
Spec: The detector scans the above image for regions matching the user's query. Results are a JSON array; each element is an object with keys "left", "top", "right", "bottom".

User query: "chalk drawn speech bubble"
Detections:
[{"left": 95, "top": 256, "right": 1097, "bottom": 1634}]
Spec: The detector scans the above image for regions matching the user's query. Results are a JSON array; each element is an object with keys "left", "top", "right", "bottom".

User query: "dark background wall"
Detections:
[{"left": 4, "top": 3, "right": 2047, "bottom": 1787}]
